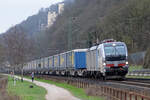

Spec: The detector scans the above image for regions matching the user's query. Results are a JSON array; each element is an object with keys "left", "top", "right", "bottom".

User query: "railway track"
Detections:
[
  {"left": 127, "top": 78, "right": 150, "bottom": 83},
  {"left": 110, "top": 80, "right": 150, "bottom": 88},
  {"left": 105, "top": 78, "right": 150, "bottom": 88}
]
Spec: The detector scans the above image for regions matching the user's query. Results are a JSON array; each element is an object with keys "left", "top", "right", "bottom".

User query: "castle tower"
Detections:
[
  {"left": 47, "top": 11, "right": 57, "bottom": 27},
  {"left": 58, "top": 3, "right": 64, "bottom": 14},
  {"left": 47, "top": 2, "right": 64, "bottom": 28}
]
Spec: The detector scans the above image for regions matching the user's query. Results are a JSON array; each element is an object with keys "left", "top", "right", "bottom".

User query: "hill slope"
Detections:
[
  {"left": 41, "top": 0, "right": 150, "bottom": 55},
  {"left": 3, "top": 0, "right": 150, "bottom": 62}
]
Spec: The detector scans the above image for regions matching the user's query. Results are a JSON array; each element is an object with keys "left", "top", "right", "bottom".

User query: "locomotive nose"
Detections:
[{"left": 104, "top": 61, "right": 128, "bottom": 77}]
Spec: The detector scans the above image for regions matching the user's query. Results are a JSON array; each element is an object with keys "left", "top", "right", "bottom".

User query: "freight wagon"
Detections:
[{"left": 24, "top": 49, "right": 88, "bottom": 76}]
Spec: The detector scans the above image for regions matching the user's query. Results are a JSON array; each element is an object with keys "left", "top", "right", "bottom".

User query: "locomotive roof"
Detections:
[
  {"left": 102, "top": 42, "right": 125, "bottom": 46},
  {"left": 89, "top": 42, "right": 125, "bottom": 50}
]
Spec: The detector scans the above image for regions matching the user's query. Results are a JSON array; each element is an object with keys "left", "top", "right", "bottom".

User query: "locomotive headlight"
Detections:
[
  {"left": 103, "top": 63, "right": 106, "bottom": 66},
  {"left": 112, "top": 43, "right": 116, "bottom": 46},
  {"left": 126, "top": 61, "right": 128, "bottom": 65}
]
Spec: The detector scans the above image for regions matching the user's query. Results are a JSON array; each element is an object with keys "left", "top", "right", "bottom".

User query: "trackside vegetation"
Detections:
[
  {"left": 127, "top": 65, "right": 150, "bottom": 79},
  {"left": 128, "top": 65, "right": 143, "bottom": 72},
  {"left": 26, "top": 76, "right": 103, "bottom": 100},
  {"left": 7, "top": 76, "right": 46, "bottom": 100}
]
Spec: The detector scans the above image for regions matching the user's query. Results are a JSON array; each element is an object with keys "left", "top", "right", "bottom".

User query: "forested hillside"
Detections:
[
  {"left": 37, "top": 0, "right": 150, "bottom": 56},
  {"left": 20, "top": 0, "right": 150, "bottom": 59},
  {"left": 1, "top": 0, "right": 150, "bottom": 67}
]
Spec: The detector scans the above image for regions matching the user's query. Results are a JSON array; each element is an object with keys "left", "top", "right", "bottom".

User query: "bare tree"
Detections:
[
  {"left": 4, "top": 26, "right": 33, "bottom": 82},
  {"left": 0, "top": 43, "right": 5, "bottom": 63},
  {"left": 0, "top": 42, "right": 7, "bottom": 72}
]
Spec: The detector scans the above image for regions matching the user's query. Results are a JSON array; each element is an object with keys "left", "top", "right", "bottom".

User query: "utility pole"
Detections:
[
  {"left": 68, "top": 17, "right": 78, "bottom": 50},
  {"left": 68, "top": 17, "right": 72, "bottom": 51}
]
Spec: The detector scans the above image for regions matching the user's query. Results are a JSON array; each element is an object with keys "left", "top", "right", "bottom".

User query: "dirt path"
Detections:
[{"left": 15, "top": 76, "right": 80, "bottom": 100}]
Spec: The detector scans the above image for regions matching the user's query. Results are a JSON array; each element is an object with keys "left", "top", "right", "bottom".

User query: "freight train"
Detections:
[{"left": 23, "top": 39, "right": 129, "bottom": 79}]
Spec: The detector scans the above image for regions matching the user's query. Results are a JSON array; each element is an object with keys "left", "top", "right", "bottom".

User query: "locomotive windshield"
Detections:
[{"left": 104, "top": 45, "right": 126, "bottom": 61}]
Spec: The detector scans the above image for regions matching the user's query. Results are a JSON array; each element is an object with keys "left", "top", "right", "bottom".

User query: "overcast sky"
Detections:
[{"left": 0, "top": 0, "right": 63, "bottom": 33}]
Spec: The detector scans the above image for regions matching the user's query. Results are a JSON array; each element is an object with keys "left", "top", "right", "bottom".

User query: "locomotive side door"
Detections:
[{"left": 98, "top": 45, "right": 103, "bottom": 72}]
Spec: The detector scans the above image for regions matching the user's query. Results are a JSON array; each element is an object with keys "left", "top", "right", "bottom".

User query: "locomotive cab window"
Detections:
[{"left": 104, "top": 45, "right": 126, "bottom": 61}]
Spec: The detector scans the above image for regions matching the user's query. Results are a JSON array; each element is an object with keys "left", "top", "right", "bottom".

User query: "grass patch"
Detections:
[
  {"left": 7, "top": 76, "right": 46, "bottom": 100},
  {"left": 129, "top": 65, "right": 143, "bottom": 71},
  {"left": 26, "top": 76, "right": 103, "bottom": 100}
]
